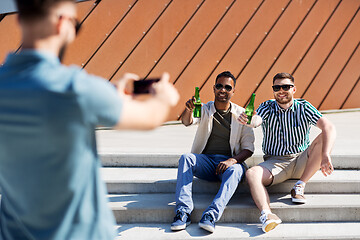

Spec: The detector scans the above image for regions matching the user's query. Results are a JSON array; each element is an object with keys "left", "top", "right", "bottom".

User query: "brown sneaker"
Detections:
[
  {"left": 260, "top": 213, "right": 282, "bottom": 233},
  {"left": 291, "top": 184, "right": 306, "bottom": 204}
]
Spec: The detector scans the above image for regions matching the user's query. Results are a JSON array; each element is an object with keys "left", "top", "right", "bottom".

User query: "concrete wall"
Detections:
[{"left": 1, "top": 0, "right": 359, "bottom": 120}]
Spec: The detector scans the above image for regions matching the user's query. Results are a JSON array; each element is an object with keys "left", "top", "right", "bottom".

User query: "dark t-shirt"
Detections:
[{"left": 202, "top": 107, "right": 232, "bottom": 156}]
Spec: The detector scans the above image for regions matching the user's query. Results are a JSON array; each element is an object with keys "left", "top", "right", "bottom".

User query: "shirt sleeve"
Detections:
[
  {"left": 73, "top": 69, "right": 123, "bottom": 127},
  {"left": 239, "top": 125, "right": 255, "bottom": 152},
  {"left": 303, "top": 100, "right": 322, "bottom": 126},
  {"left": 256, "top": 100, "right": 271, "bottom": 122}
]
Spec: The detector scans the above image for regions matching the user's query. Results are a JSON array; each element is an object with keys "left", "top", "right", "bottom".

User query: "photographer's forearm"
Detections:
[{"left": 115, "top": 98, "right": 170, "bottom": 130}]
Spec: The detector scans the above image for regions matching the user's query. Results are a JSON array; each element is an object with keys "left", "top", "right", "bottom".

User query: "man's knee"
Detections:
[
  {"left": 178, "top": 153, "right": 196, "bottom": 167},
  {"left": 224, "top": 164, "right": 244, "bottom": 179},
  {"left": 246, "top": 166, "right": 264, "bottom": 184},
  {"left": 246, "top": 166, "right": 273, "bottom": 186}
]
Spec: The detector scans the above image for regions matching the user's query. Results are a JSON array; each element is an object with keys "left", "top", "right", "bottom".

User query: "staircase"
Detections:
[{"left": 97, "top": 111, "right": 360, "bottom": 239}]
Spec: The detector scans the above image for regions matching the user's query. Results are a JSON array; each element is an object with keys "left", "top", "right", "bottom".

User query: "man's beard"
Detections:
[
  {"left": 58, "top": 44, "right": 67, "bottom": 63},
  {"left": 275, "top": 93, "right": 292, "bottom": 104}
]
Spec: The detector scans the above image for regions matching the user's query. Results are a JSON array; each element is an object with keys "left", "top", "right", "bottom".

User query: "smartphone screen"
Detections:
[{"left": 133, "top": 78, "right": 160, "bottom": 94}]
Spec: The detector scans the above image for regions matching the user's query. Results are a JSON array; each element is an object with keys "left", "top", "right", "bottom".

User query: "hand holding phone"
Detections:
[
  {"left": 133, "top": 78, "right": 160, "bottom": 94},
  {"left": 117, "top": 72, "right": 179, "bottom": 107}
]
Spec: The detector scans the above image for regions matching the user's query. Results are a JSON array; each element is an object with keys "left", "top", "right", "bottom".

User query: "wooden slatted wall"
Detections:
[{"left": 0, "top": 0, "right": 359, "bottom": 120}]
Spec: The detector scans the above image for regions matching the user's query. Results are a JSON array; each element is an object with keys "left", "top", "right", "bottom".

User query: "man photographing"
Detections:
[{"left": 0, "top": 0, "right": 179, "bottom": 239}]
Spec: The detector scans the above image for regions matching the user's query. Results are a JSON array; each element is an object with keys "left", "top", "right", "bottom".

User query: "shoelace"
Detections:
[
  {"left": 174, "top": 211, "right": 185, "bottom": 222},
  {"left": 203, "top": 214, "right": 214, "bottom": 223},
  {"left": 294, "top": 185, "right": 304, "bottom": 195},
  {"left": 259, "top": 214, "right": 267, "bottom": 224}
]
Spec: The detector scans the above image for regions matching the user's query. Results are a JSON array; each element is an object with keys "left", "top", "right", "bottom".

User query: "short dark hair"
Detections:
[
  {"left": 216, "top": 71, "right": 236, "bottom": 86},
  {"left": 273, "top": 72, "right": 294, "bottom": 84},
  {"left": 15, "top": 0, "right": 75, "bottom": 20}
]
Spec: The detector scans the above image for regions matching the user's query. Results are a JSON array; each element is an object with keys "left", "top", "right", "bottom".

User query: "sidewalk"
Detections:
[{"left": 96, "top": 110, "right": 360, "bottom": 157}]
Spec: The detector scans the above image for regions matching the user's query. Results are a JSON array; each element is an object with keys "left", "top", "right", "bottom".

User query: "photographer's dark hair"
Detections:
[
  {"left": 216, "top": 71, "right": 236, "bottom": 86},
  {"left": 15, "top": 0, "right": 75, "bottom": 20},
  {"left": 273, "top": 72, "right": 294, "bottom": 84}
]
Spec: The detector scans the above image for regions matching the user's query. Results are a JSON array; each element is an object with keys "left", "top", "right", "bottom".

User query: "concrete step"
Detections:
[
  {"left": 100, "top": 153, "right": 360, "bottom": 169},
  {"left": 115, "top": 222, "right": 360, "bottom": 240},
  {"left": 108, "top": 193, "right": 360, "bottom": 223},
  {"left": 102, "top": 168, "right": 360, "bottom": 194}
]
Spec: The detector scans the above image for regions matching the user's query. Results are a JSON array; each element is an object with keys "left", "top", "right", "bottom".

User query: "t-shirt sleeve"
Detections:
[
  {"left": 256, "top": 101, "right": 271, "bottom": 122},
  {"left": 74, "top": 70, "right": 122, "bottom": 127},
  {"left": 303, "top": 100, "right": 322, "bottom": 125}
]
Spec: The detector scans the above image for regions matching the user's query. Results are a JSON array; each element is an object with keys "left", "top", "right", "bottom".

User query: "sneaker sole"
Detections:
[
  {"left": 262, "top": 220, "right": 282, "bottom": 233},
  {"left": 292, "top": 197, "right": 306, "bottom": 204},
  {"left": 199, "top": 223, "right": 215, "bottom": 233},
  {"left": 171, "top": 222, "right": 191, "bottom": 231}
]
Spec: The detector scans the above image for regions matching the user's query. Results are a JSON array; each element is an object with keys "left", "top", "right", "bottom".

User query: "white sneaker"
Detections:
[
  {"left": 291, "top": 184, "right": 306, "bottom": 204},
  {"left": 260, "top": 213, "right": 282, "bottom": 233}
]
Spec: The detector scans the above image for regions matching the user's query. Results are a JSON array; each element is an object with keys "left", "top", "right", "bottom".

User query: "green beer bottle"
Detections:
[
  {"left": 193, "top": 87, "right": 201, "bottom": 118},
  {"left": 245, "top": 93, "right": 256, "bottom": 124}
]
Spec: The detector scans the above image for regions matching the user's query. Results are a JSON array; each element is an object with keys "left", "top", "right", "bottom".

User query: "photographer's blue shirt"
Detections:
[{"left": 0, "top": 50, "right": 122, "bottom": 240}]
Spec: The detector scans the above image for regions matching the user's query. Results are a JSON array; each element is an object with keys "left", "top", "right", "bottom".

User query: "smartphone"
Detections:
[{"left": 133, "top": 78, "right": 160, "bottom": 94}]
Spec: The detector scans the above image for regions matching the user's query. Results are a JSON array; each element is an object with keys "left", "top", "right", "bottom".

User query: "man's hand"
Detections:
[
  {"left": 116, "top": 73, "right": 140, "bottom": 98},
  {"left": 114, "top": 72, "right": 179, "bottom": 130},
  {"left": 320, "top": 153, "right": 334, "bottom": 176},
  {"left": 216, "top": 158, "right": 237, "bottom": 175},
  {"left": 237, "top": 112, "right": 262, "bottom": 128},
  {"left": 152, "top": 72, "right": 179, "bottom": 107},
  {"left": 185, "top": 96, "right": 196, "bottom": 112},
  {"left": 181, "top": 96, "right": 196, "bottom": 126},
  {"left": 238, "top": 112, "right": 249, "bottom": 125}
]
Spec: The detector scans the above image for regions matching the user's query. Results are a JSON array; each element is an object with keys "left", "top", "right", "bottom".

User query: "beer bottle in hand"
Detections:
[
  {"left": 245, "top": 93, "right": 256, "bottom": 124},
  {"left": 193, "top": 87, "right": 201, "bottom": 118}
]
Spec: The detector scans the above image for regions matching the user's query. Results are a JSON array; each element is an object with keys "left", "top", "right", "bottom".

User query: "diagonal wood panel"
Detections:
[
  {"left": 251, "top": 0, "right": 341, "bottom": 109},
  {"left": 145, "top": 0, "right": 233, "bottom": 81},
  {"left": 230, "top": 0, "right": 315, "bottom": 107},
  {"left": 0, "top": 0, "right": 359, "bottom": 119},
  {"left": 302, "top": 8, "right": 360, "bottom": 108},
  {"left": 342, "top": 76, "right": 360, "bottom": 109},
  {"left": 0, "top": 14, "right": 21, "bottom": 63},
  {"left": 110, "top": 0, "right": 203, "bottom": 81},
  {"left": 293, "top": 0, "right": 360, "bottom": 97},
  {"left": 320, "top": 43, "right": 360, "bottom": 110},
  {"left": 198, "top": 0, "right": 289, "bottom": 108},
  {"left": 0, "top": 0, "right": 95, "bottom": 64},
  {"left": 64, "top": 0, "right": 134, "bottom": 66},
  {"left": 84, "top": 0, "right": 171, "bottom": 79},
  {"left": 76, "top": 0, "right": 96, "bottom": 21},
  {"left": 171, "top": 0, "right": 292, "bottom": 120}
]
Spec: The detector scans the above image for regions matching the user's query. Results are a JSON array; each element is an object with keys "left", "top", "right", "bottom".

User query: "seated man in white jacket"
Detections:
[{"left": 171, "top": 71, "right": 255, "bottom": 233}]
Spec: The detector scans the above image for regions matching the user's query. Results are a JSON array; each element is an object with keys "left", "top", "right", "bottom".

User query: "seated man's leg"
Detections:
[
  {"left": 246, "top": 157, "right": 294, "bottom": 233},
  {"left": 290, "top": 136, "right": 323, "bottom": 204},
  {"left": 198, "top": 155, "right": 244, "bottom": 232},
  {"left": 298, "top": 133, "right": 323, "bottom": 182},
  {"left": 204, "top": 163, "right": 244, "bottom": 221},
  {"left": 172, "top": 153, "right": 216, "bottom": 231},
  {"left": 246, "top": 165, "right": 273, "bottom": 214}
]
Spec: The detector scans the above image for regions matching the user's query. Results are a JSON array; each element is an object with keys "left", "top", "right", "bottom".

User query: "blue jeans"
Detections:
[{"left": 175, "top": 153, "right": 245, "bottom": 222}]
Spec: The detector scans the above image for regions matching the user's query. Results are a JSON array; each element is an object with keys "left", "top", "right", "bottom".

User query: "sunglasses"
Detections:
[
  {"left": 215, "top": 83, "right": 233, "bottom": 92},
  {"left": 59, "top": 15, "right": 81, "bottom": 34},
  {"left": 272, "top": 84, "right": 294, "bottom": 92}
]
